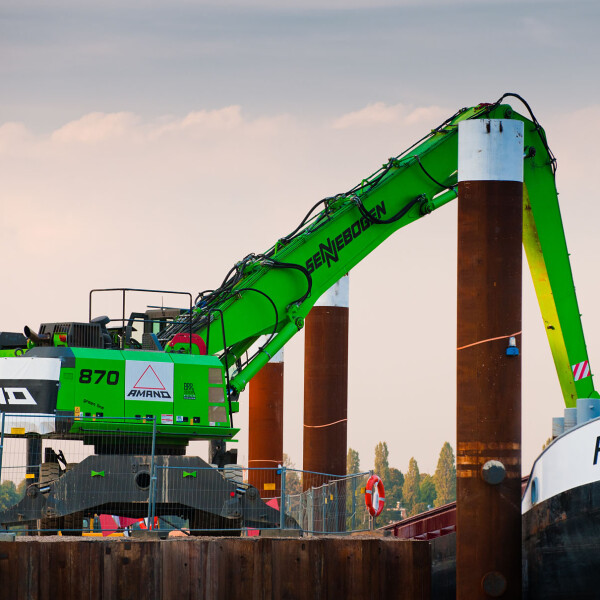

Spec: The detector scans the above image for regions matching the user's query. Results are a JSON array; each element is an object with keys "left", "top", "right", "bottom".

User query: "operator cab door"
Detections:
[{"left": 122, "top": 351, "right": 175, "bottom": 425}]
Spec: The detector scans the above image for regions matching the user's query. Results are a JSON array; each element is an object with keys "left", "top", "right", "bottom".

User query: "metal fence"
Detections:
[
  {"left": 0, "top": 413, "right": 160, "bottom": 535},
  {"left": 0, "top": 413, "right": 371, "bottom": 536},
  {"left": 285, "top": 469, "right": 371, "bottom": 534}
]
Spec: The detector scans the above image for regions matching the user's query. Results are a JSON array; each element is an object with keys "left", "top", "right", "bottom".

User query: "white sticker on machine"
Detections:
[
  {"left": 125, "top": 361, "right": 174, "bottom": 401},
  {"left": 161, "top": 414, "right": 174, "bottom": 425}
]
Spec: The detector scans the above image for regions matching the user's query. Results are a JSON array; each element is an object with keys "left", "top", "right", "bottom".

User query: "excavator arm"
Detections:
[
  {"left": 522, "top": 171, "right": 597, "bottom": 406},
  {"left": 161, "top": 96, "right": 595, "bottom": 406}
]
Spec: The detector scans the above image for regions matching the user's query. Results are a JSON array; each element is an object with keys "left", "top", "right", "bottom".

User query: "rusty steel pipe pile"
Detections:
[
  {"left": 303, "top": 275, "right": 349, "bottom": 493},
  {"left": 456, "top": 119, "right": 524, "bottom": 598},
  {"left": 248, "top": 344, "right": 284, "bottom": 498}
]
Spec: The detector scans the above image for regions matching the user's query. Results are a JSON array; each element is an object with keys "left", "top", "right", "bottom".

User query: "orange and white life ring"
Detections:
[{"left": 365, "top": 475, "right": 385, "bottom": 517}]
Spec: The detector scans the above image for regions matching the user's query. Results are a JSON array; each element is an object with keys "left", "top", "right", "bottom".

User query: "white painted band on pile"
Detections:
[
  {"left": 458, "top": 119, "right": 524, "bottom": 183},
  {"left": 314, "top": 274, "right": 349, "bottom": 308}
]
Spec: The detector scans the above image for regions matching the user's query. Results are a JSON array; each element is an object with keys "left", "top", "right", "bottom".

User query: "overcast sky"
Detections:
[{"left": 2, "top": 0, "right": 600, "bottom": 475}]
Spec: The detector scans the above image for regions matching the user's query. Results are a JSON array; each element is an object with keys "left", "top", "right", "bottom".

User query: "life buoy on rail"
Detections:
[{"left": 365, "top": 475, "right": 385, "bottom": 517}]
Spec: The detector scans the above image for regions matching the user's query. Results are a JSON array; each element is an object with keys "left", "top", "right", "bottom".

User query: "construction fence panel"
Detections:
[
  {"left": 283, "top": 469, "right": 372, "bottom": 535},
  {"left": 150, "top": 466, "right": 371, "bottom": 535},
  {"left": 0, "top": 414, "right": 158, "bottom": 536},
  {"left": 0, "top": 414, "right": 371, "bottom": 536}
]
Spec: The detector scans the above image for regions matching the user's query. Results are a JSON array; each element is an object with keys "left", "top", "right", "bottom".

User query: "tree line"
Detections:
[
  {"left": 347, "top": 441, "right": 456, "bottom": 521},
  {"left": 0, "top": 479, "right": 26, "bottom": 512}
]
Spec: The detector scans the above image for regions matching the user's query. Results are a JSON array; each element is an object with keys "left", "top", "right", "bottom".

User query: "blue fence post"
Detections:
[
  {"left": 351, "top": 475, "right": 357, "bottom": 531},
  {"left": 307, "top": 488, "right": 314, "bottom": 534},
  {"left": 279, "top": 465, "right": 286, "bottom": 530},
  {"left": 322, "top": 487, "right": 326, "bottom": 533},
  {"left": 147, "top": 417, "right": 157, "bottom": 529},
  {"left": 0, "top": 412, "right": 5, "bottom": 485}
]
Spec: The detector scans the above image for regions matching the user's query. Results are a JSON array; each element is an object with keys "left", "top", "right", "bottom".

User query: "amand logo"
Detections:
[{"left": 125, "top": 361, "right": 174, "bottom": 401}]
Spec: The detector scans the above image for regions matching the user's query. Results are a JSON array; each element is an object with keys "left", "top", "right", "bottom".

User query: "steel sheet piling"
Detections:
[
  {"left": 248, "top": 344, "right": 284, "bottom": 499},
  {"left": 456, "top": 119, "right": 523, "bottom": 598}
]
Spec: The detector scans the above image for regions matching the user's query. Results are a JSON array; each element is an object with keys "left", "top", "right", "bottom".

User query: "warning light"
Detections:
[
  {"left": 506, "top": 336, "right": 519, "bottom": 357},
  {"left": 230, "top": 491, "right": 235, "bottom": 497}
]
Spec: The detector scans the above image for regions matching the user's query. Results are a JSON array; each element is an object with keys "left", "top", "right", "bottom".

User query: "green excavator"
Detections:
[{"left": 0, "top": 94, "right": 594, "bottom": 533}]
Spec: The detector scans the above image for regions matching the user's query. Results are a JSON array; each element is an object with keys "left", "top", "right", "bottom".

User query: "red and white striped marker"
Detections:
[{"left": 572, "top": 360, "right": 590, "bottom": 381}]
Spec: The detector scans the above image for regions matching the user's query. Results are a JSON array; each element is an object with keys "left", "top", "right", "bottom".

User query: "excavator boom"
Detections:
[{"left": 163, "top": 96, "right": 595, "bottom": 405}]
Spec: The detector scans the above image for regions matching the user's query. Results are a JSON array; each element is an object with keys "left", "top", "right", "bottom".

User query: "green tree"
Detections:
[
  {"left": 16, "top": 479, "right": 27, "bottom": 497},
  {"left": 0, "top": 481, "right": 20, "bottom": 511},
  {"left": 346, "top": 449, "right": 364, "bottom": 531},
  {"left": 346, "top": 448, "right": 360, "bottom": 475},
  {"left": 433, "top": 442, "right": 456, "bottom": 507},
  {"left": 385, "top": 467, "right": 405, "bottom": 521},
  {"left": 402, "top": 457, "right": 421, "bottom": 515},
  {"left": 283, "top": 453, "right": 302, "bottom": 496},
  {"left": 411, "top": 502, "right": 428, "bottom": 516},
  {"left": 374, "top": 442, "right": 390, "bottom": 483},
  {"left": 387, "top": 468, "right": 404, "bottom": 506},
  {"left": 419, "top": 473, "right": 437, "bottom": 509}
]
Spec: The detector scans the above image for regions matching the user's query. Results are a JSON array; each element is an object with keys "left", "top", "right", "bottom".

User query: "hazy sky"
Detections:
[{"left": 2, "top": 0, "right": 600, "bottom": 475}]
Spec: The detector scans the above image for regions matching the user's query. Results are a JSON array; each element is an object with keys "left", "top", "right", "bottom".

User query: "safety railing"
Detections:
[
  {"left": 0, "top": 413, "right": 160, "bottom": 535},
  {"left": 0, "top": 413, "right": 371, "bottom": 536},
  {"left": 280, "top": 468, "right": 372, "bottom": 535}
]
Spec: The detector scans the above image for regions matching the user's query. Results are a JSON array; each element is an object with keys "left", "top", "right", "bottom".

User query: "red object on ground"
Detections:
[
  {"left": 119, "top": 516, "right": 141, "bottom": 529},
  {"left": 98, "top": 514, "right": 119, "bottom": 537},
  {"left": 138, "top": 516, "right": 159, "bottom": 530},
  {"left": 266, "top": 498, "right": 279, "bottom": 510}
]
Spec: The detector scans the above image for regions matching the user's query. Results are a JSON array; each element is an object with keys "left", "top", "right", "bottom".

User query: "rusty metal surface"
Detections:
[
  {"left": 456, "top": 179, "right": 522, "bottom": 598},
  {"left": 303, "top": 306, "right": 348, "bottom": 491},
  {"left": 248, "top": 362, "right": 284, "bottom": 497},
  {"left": 0, "top": 537, "right": 431, "bottom": 600},
  {"left": 382, "top": 478, "right": 529, "bottom": 542},
  {"left": 384, "top": 503, "right": 457, "bottom": 540}
]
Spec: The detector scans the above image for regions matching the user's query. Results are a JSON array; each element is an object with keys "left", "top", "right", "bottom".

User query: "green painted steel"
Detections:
[
  {"left": 2, "top": 97, "right": 594, "bottom": 448},
  {"left": 511, "top": 110, "right": 597, "bottom": 406},
  {"left": 178, "top": 102, "right": 595, "bottom": 406},
  {"left": 57, "top": 347, "right": 238, "bottom": 443}
]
